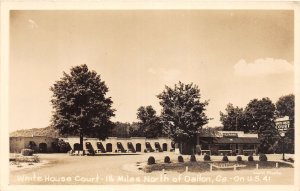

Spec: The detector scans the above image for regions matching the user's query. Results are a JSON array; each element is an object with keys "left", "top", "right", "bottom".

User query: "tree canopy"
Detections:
[
  {"left": 243, "top": 97, "right": 277, "bottom": 153},
  {"left": 136, "top": 105, "right": 164, "bottom": 138},
  {"left": 275, "top": 94, "right": 294, "bottom": 120},
  {"left": 220, "top": 96, "right": 295, "bottom": 154},
  {"left": 50, "top": 64, "right": 115, "bottom": 141},
  {"left": 220, "top": 103, "right": 246, "bottom": 131},
  {"left": 275, "top": 94, "right": 295, "bottom": 153},
  {"left": 157, "top": 81, "right": 209, "bottom": 144}
]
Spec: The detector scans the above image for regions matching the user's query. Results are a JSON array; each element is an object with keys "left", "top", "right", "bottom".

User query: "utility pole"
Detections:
[
  {"left": 235, "top": 116, "right": 238, "bottom": 131},
  {"left": 281, "top": 132, "right": 285, "bottom": 160}
]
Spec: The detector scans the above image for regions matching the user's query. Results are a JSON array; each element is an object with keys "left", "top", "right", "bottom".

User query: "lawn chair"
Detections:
[
  {"left": 146, "top": 142, "right": 155, "bottom": 152},
  {"left": 117, "top": 142, "right": 127, "bottom": 153},
  {"left": 96, "top": 142, "right": 106, "bottom": 153},
  {"left": 127, "top": 142, "right": 136, "bottom": 153},
  {"left": 155, "top": 142, "right": 163, "bottom": 152}
]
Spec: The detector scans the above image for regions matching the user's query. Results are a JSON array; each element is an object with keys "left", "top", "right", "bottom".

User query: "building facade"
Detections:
[
  {"left": 10, "top": 136, "right": 58, "bottom": 153},
  {"left": 197, "top": 131, "right": 259, "bottom": 155},
  {"left": 10, "top": 131, "right": 259, "bottom": 155}
]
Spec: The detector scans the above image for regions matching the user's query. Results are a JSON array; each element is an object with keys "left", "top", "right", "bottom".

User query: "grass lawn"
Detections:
[{"left": 144, "top": 161, "right": 293, "bottom": 173}]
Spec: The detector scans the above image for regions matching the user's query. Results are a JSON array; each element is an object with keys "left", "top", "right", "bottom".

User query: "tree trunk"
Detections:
[
  {"left": 80, "top": 129, "right": 83, "bottom": 151},
  {"left": 180, "top": 142, "right": 183, "bottom": 154}
]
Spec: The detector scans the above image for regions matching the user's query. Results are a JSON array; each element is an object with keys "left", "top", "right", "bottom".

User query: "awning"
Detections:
[
  {"left": 199, "top": 137, "right": 259, "bottom": 144},
  {"left": 213, "top": 137, "right": 259, "bottom": 144}
]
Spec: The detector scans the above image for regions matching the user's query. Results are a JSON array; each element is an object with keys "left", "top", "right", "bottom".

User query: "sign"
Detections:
[
  {"left": 275, "top": 118, "right": 290, "bottom": 132},
  {"left": 223, "top": 133, "right": 238, "bottom": 138},
  {"left": 275, "top": 120, "right": 290, "bottom": 132}
]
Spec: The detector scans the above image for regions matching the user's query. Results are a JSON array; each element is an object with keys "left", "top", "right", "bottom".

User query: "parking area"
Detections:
[{"left": 10, "top": 153, "right": 294, "bottom": 185}]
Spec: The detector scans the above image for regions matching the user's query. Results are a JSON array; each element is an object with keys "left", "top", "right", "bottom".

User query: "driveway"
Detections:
[{"left": 10, "top": 153, "right": 294, "bottom": 185}]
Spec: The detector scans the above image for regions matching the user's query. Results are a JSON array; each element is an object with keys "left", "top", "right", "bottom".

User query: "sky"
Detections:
[{"left": 9, "top": 10, "right": 294, "bottom": 132}]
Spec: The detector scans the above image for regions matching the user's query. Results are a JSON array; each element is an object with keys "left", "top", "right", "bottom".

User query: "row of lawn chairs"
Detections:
[{"left": 70, "top": 141, "right": 170, "bottom": 155}]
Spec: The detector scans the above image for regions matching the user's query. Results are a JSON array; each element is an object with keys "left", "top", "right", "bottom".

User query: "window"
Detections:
[
  {"left": 243, "top": 144, "right": 255, "bottom": 150},
  {"left": 201, "top": 144, "right": 210, "bottom": 150},
  {"left": 218, "top": 144, "right": 231, "bottom": 150}
]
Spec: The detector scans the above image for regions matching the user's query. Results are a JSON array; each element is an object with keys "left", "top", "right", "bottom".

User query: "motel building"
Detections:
[
  {"left": 10, "top": 130, "right": 259, "bottom": 155},
  {"left": 197, "top": 131, "right": 259, "bottom": 156}
]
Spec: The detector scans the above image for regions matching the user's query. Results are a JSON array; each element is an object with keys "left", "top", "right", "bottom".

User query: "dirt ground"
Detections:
[{"left": 9, "top": 153, "right": 294, "bottom": 185}]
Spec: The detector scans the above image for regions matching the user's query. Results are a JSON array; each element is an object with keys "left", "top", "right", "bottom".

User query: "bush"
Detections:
[
  {"left": 178, "top": 155, "right": 184, "bottom": 163},
  {"left": 231, "top": 152, "right": 236, "bottom": 156},
  {"left": 203, "top": 154, "right": 211, "bottom": 161},
  {"left": 147, "top": 156, "right": 155, "bottom": 165},
  {"left": 244, "top": 152, "right": 249, "bottom": 156},
  {"left": 144, "top": 149, "right": 147, "bottom": 153},
  {"left": 190, "top": 155, "right": 196, "bottom": 162},
  {"left": 259, "top": 154, "right": 268, "bottom": 161},
  {"left": 236, "top": 156, "right": 242, "bottom": 162},
  {"left": 21, "top": 149, "right": 34, "bottom": 156},
  {"left": 164, "top": 156, "right": 171, "bottom": 163},
  {"left": 287, "top": 158, "right": 294, "bottom": 163},
  {"left": 222, "top": 155, "right": 229, "bottom": 162},
  {"left": 248, "top": 155, "right": 254, "bottom": 162}
]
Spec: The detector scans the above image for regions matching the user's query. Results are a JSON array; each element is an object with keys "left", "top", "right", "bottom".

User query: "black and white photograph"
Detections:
[{"left": 0, "top": 1, "right": 299, "bottom": 190}]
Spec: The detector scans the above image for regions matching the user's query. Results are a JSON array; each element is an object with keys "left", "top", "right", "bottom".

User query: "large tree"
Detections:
[
  {"left": 157, "top": 81, "right": 209, "bottom": 154},
  {"left": 220, "top": 103, "right": 246, "bottom": 131},
  {"left": 50, "top": 64, "right": 115, "bottom": 149},
  {"left": 244, "top": 97, "right": 277, "bottom": 153},
  {"left": 136, "top": 106, "right": 164, "bottom": 138},
  {"left": 275, "top": 94, "right": 295, "bottom": 153},
  {"left": 276, "top": 94, "right": 294, "bottom": 121}
]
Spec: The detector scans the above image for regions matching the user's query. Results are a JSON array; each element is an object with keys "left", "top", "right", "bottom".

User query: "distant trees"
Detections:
[
  {"left": 220, "top": 103, "right": 246, "bottom": 131},
  {"left": 275, "top": 94, "right": 295, "bottom": 153},
  {"left": 136, "top": 106, "right": 164, "bottom": 138},
  {"left": 50, "top": 65, "right": 115, "bottom": 149},
  {"left": 110, "top": 122, "right": 131, "bottom": 138},
  {"left": 220, "top": 95, "right": 295, "bottom": 154},
  {"left": 157, "top": 81, "right": 209, "bottom": 154}
]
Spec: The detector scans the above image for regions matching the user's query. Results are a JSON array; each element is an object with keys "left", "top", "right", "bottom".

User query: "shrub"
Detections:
[
  {"left": 203, "top": 154, "right": 211, "bottom": 161},
  {"left": 164, "top": 156, "right": 171, "bottom": 163},
  {"left": 248, "top": 155, "right": 254, "bottom": 162},
  {"left": 144, "top": 149, "right": 148, "bottom": 153},
  {"left": 244, "top": 152, "right": 249, "bottom": 156},
  {"left": 147, "top": 156, "right": 155, "bottom": 165},
  {"left": 190, "top": 155, "right": 196, "bottom": 162},
  {"left": 287, "top": 158, "right": 294, "bottom": 163},
  {"left": 232, "top": 152, "right": 237, "bottom": 156},
  {"left": 222, "top": 155, "right": 229, "bottom": 162},
  {"left": 178, "top": 155, "right": 184, "bottom": 163},
  {"left": 236, "top": 156, "right": 242, "bottom": 162},
  {"left": 21, "top": 149, "right": 34, "bottom": 156},
  {"left": 259, "top": 154, "right": 268, "bottom": 161}
]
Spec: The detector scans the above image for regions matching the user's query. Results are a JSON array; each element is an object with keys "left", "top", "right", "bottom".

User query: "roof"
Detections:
[{"left": 199, "top": 137, "right": 259, "bottom": 144}]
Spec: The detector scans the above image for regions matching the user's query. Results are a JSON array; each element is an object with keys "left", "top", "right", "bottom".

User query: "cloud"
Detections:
[
  {"left": 28, "top": 19, "right": 38, "bottom": 29},
  {"left": 234, "top": 58, "right": 293, "bottom": 76}
]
